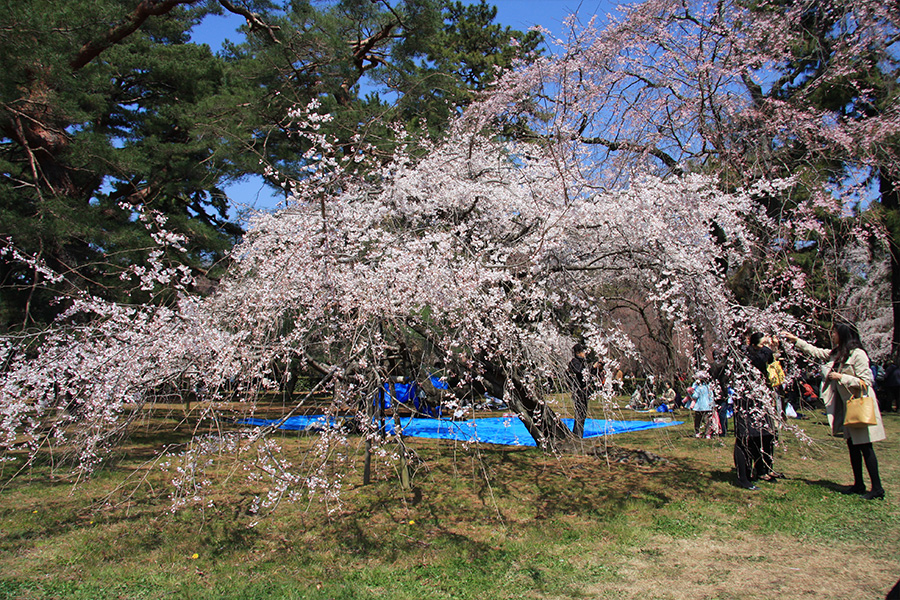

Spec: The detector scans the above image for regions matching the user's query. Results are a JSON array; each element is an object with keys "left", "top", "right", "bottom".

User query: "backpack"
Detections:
[{"left": 767, "top": 360, "right": 786, "bottom": 387}]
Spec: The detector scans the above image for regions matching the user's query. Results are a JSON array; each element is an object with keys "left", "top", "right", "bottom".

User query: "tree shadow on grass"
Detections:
[
  {"left": 404, "top": 443, "right": 747, "bottom": 524},
  {"left": 798, "top": 477, "right": 846, "bottom": 493}
]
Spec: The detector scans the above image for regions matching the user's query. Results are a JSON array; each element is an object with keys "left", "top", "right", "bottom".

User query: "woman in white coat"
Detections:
[{"left": 782, "top": 323, "right": 886, "bottom": 500}]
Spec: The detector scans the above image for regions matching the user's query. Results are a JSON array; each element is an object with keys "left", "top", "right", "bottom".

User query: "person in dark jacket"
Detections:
[
  {"left": 567, "top": 344, "right": 599, "bottom": 438},
  {"left": 734, "top": 333, "right": 778, "bottom": 489},
  {"left": 882, "top": 360, "right": 900, "bottom": 413},
  {"left": 710, "top": 351, "right": 729, "bottom": 436}
]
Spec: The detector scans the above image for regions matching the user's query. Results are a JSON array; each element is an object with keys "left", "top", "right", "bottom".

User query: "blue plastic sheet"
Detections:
[
  {"left": 375, "top": 382, "right": 441, "bottom": 417},
  {"left": 375, "top": 382, "right": 418, "bottom": 409},
  {"left": 429, "top": 375, "right": 449, "bottom": 390},
  {"left": 238, "top": 414, "right": 348, "bottom": 431},
  {"left": 238, "top": 415, "right": 682, "bottom": 446}
]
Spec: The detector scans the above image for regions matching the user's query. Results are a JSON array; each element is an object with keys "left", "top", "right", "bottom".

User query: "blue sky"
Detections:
[
  {"left": 489, "top": 0, "right": 622, "bottom": 36},
  {"left": 190, "top": 1, "right": 624, "bottom": 216},
  {"left": 192, "top": 1, "right": 623, "bottom": 48}
]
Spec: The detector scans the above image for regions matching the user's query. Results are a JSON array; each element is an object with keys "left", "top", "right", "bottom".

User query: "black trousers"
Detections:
[
  {"left": 847, "top": 439, "right": 882, "bottom": 491},
  {"left": 573, "top": 391, "right": 588, "bottom": 438},
  {"left": 734, "top": 434, "right": 773, "bottom": 486},
  {"left": 879, "top": 387, "right": 899, "bottom": 412}
]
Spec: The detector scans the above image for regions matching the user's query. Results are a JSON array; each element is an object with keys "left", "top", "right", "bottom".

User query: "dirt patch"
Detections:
[{"left": 584, "top": 533, "right": 898, "bottom": 600}]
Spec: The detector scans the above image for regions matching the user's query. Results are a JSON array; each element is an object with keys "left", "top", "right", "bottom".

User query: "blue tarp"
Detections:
[
  {"left": 375, "top": 382, "right": 441, "bottom": 418},
  {"left": 429, "top": 375, "right": 449, "bottom": 390},
  {"left": 375, "top": 382, "right": 418, "bottom": 408},
  {"left": 238, "top": 414, "right": 347, "bottom": 431},
  {"left": 238, "top": 415, "right": 682, "bottom": 447}
]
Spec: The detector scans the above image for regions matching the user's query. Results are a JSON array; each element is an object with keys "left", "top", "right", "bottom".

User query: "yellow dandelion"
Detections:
[{"left": 191, "top": 553, "right": 199, "bottom": 560}]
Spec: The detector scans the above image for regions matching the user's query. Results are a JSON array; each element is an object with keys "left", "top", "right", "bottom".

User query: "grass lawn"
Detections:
[{"left": 1, "top": 403, "right": 898, "bottom": 600}]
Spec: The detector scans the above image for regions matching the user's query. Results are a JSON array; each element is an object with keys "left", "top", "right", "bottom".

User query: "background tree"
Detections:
[
  {"left": 0, "top": 0, "right": 542, "bottom": 331},
  {"left": 0, "top": 0, "right": 266, "bottom": 329},
  {"left": 742, "top": 0, "right": 900, "bottom": 355},
  {"left": 219, "top": 0, "right": 543, "bottom": 178}
]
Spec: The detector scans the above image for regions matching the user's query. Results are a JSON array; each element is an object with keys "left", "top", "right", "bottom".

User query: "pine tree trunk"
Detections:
[{"left": 880, "top": 173, "right": 900, "bottom": 357}]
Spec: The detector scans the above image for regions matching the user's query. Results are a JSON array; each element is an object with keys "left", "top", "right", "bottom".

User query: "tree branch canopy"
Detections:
[
  {"left": 218, "top": 0, "right": 281, "bottom": 44},
  {"left": 578, "top": 135, "right": 683, "bottom": 174},
  {"left": 70, "top": 0, "right": 201, "bottom": 70}
]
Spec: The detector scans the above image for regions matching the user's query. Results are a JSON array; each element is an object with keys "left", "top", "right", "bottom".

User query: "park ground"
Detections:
[{"left": 1, "top": 399, "right": 898, "bottom": 600}]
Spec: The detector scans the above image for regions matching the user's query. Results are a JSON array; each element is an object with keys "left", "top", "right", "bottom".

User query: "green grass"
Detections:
[{"left": 1, "top": 408, "right": 898, "bottom": 599}]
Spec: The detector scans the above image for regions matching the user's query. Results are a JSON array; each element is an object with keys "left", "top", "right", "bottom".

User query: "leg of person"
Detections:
[
  {"left": 573, "top": 393, "right": 587, "bottom": 439},
  {"left": 697, "top": 411, "right": 710, "bottom": 437},
  {"left": 734, "top": 437, "right": 756, "bottom": 489},
  {"left": 857, "top": 442, "right": 885, "bottom": 499},
  {"left": 842, "top": 439, "right": 867, "bottom": 494},
  {"left": 758, "top": 434, "right": 781, "bottom": 480},
  {"left": 693, "top": 411, "right": 702, "bottom": 436},
  {"left": 749, "top": 435, "right": 766, "bottom": 481}
]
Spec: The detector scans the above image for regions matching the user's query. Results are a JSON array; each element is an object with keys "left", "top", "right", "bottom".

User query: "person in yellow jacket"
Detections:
[{"left": 782, "top": 323, "right": 886, "bottom": 500}]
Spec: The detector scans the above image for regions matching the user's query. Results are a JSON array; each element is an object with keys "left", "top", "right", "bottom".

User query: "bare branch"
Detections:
[{"left": 577, "top": 135, "right": 683, "bottom": 175}]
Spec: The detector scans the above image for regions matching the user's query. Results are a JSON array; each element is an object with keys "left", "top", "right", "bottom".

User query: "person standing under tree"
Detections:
[
  {"left": 690, "top": 372, "right": 714, "bottom": 437},
  {"left": 882, "top": 357, "right": 900, "bottom": 413},
  {"left": 710, "top": 351, "right": 729, "bottom": 436},
  {"left": 734, "top": 333, "right": 778, "bottom": 489},
  {"left": 567, "top": 344, "right": 600, "bottom": 438},
  {"left": 782, "top": 323, "right": 886, "bottom": 500},
  {"left": 661, "top": 381, "right": 676, "bottom": 410}
]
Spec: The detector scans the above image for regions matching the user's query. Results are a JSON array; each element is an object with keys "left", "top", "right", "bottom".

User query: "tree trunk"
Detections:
[
  {"left": 478, "top": 362, "right": 576, "bottom": 450},
  {"left": 388, "top": 380, "right": 411, "bottom": 490},
  {"left": 880, "top": 172, "right": 900, "bottom": 358},
  {"left": 363, "top": 388, "right": 374, "bottom": 485}
]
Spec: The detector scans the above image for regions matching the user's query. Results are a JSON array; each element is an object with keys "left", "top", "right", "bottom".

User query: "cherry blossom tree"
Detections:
[
  {"left": 468, "top": 0, "right": 898, "bottom": 354},
  {"left": 1, "top": 92, "right": 800, "bottom": 513},
  {"left": 10, "top": 0, "right": 883, "bottom": 511}
]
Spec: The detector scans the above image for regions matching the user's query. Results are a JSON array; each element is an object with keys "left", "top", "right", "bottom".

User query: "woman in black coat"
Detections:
[{"left": 734, "top": 333, "right": 777, "bottom": 489}]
